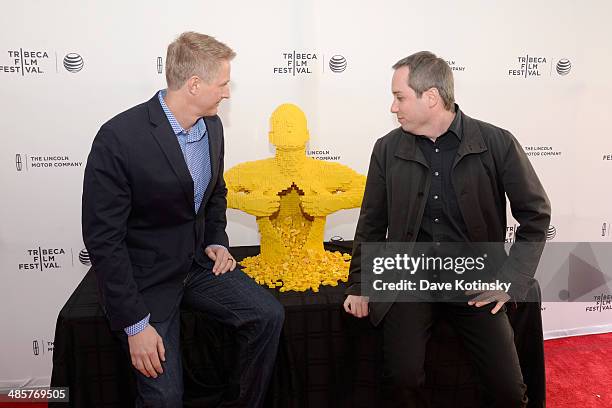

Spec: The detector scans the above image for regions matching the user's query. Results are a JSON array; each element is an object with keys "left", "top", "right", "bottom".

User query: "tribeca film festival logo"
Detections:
[
  {"left": 523, "top": 145, "right": 562, "bottom": 158},
  {"left": 14, "top": 154, "right": 83, "bottom": 172},
  {"left": 506, "top": 224, "right": 556, "bottom": 242},
  {"left": 32, "top": 338, "right": 54, "bottom": 356},
  {"left": 306, "top": 147, "right": 342, "bottom": 161},
  {"left": 585, "top": 293, "right": 612, "bottom": 313},
  {"left": 508, "top": 54, "right": 571, "bottom": 78},
  {"left": 1, "top": 48, "right": 84, "bottom": 76},
  {"left": 18, "top": 246, "right": 69, "bottom": 272},
  {"left": 273, "top": 51, "right": 347, "bottom": 76}
]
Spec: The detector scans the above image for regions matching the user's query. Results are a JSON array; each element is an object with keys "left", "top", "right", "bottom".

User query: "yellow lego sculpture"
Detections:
[{"left": 225, "top": 103, "right": 366, "bottom": 291}]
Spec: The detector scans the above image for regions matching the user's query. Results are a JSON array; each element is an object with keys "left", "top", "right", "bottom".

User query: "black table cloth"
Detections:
[{"left": 50, "top": 242, "right": 545, "bottom": 407}]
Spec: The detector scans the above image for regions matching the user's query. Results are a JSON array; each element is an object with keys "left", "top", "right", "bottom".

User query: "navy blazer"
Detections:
[{"left": 82, "top": 93, "right": 229, "bottom": 331}]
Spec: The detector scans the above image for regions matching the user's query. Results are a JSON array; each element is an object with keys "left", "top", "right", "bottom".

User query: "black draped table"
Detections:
[{"left": 50, "top": 242, "right": 545, "bottom": 407}]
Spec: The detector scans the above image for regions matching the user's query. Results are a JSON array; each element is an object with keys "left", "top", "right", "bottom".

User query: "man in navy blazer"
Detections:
[{"left": 82, "top": 32, "right": 284, "bottom": 407}]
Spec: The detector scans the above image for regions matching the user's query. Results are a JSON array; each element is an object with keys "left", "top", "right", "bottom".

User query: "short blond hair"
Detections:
[{"left": 165, "top": 32, "right": 235, "bottom": 90}]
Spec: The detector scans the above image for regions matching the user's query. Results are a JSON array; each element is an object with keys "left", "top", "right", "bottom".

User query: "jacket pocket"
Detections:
[{"left": 128, "top": 248, "right": 157, "bottom": 268}]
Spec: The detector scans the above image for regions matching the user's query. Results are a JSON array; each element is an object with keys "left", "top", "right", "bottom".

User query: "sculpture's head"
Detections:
[{"left": 268, "top": 103, "right": 309, "bottom": 149}]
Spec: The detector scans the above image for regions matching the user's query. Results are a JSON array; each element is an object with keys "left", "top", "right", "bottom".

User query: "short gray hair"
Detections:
[
  {"left": 392, "top": 51, "right": 455, "bottom": 110},
  {"left": 165, "top": 32, "right": 235, "bottom": 89}
]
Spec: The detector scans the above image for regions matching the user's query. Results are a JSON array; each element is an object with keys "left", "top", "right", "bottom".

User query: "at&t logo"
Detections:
[
  {"left": 79, "top": 249, "right": 91, "bottom": 266},
  {"left": 555, "top": 58, "right": 571, "bottom": 75},
  {"left": 63, "top": 53, "right": 84, "bottom": 73},
  {"left": 547, "top": 225, "right": 557, "bottom": 241},
  {"left": 328, "top": 55, "right": 347, "bottom": 73}
]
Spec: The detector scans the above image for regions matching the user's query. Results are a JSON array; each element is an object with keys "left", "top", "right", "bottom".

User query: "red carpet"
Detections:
[
  {"left": 545, "top": 332, "right": 612, "bottom": 407},
  {"left": 1, "top": 332, "right": 610, "bottom": 408}
]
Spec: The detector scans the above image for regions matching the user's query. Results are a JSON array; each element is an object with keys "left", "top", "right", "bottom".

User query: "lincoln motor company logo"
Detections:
[
  {"left": 32, "top": 338, "right": 54, "bottom": 356},
  {"left": 16, "top": 154, "right": 23, "bottom": 171},
  {"left": 157, "top": 56, "right": 164, "bottom": 74},
  {"left": 523, "top": 145, "right": 562, "bottom": 158},
  {"left": 602, "top": 222, "right": 611, "bottom": 238},
  {"left": 445, "top": 58, "right": 466, "bottom": 72},
  {"left": 14, "top": 153, "right": 83, "bottom": 171},
  {"left": 306, "top": 147, "right": 342, "bottom": 161}
]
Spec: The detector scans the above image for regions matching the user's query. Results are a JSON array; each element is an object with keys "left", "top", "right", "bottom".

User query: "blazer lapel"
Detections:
[{"left": 147, "top": 95, "right": 195, "bottom": 210}]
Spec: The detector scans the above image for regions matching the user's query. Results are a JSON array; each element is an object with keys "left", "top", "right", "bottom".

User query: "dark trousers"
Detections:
[
  {"left": 382, "top": 302, "right": 528, "bottom": 408},
  {"left": 115, "top": 262, "right": 284, "bottom": 408}
]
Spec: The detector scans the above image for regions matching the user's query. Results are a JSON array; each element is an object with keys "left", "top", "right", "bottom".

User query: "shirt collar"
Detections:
[
  {"left": 413, "top": 103, "right": 462, "bottom": 143},
  {"left": 447, "top": 103, "right": 463, "bottom": 141},
  {"left": 157, "top": 89, "right": 206, "bottom": 142}
]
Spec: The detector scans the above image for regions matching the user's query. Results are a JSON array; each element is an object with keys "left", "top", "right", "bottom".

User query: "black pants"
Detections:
[{"left": 382, "top": 302, "right": 528, "bottom": 408}]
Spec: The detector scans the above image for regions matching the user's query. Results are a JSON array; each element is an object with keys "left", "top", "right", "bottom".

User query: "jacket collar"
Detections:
[{"left": 394, "top": 106, "right": 487, "bottom": 165}]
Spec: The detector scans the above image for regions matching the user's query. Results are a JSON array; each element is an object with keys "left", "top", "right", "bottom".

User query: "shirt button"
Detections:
[
  {"left": 434, "top": 171, "right": 440, "bottom": 176},
  {"left": 433, "top": 195, "right": 439, "bottom": 200},
  {"left": 435, "top": 148, "right": 440, "bottom": 153},
  {"left": 434, "top": 218, "right": 440, "bottom": 223}
]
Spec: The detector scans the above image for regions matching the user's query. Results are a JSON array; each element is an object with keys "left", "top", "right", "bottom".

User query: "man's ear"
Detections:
[
  {"left": 425, "top": 87, "right": 440, "bottom": 109},
  {"left": 186, "top": 75, "right": 200, "bottom": 95}
]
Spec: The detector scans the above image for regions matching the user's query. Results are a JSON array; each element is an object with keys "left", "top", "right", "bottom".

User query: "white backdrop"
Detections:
[{"left": 1, "top": 0, "right": 612, "bottom": 389}]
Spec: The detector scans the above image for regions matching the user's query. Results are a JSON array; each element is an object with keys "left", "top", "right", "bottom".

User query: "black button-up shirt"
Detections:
[{"left": 415, "top": 106, "right": 470, "bottom": 243}]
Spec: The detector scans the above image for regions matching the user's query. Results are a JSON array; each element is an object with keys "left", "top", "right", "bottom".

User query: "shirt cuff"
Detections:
[
  {"left": 206, "top": 244, "right": 227, "bottom": 251},
  {"left": 124, "top": 313, "right": 150, "bottom": 336}
]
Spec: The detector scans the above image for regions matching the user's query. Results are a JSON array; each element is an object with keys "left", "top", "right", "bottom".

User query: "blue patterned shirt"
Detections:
[{"left": 158, "top": 89, "right": 211, "bottom": 212}]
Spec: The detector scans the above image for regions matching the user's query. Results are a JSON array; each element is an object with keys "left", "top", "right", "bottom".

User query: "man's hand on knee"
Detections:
[
  {"left": 128, "top": 325, "right": 166, "bottom": 378},
  {"left": 466, "top": 290, "right": 510, "bottom": 314},
  {"left": 205, "top": 245, "right": 237, "bottom": 275},
  {"left": 343, "top": 295, "right": 369, "bottom": 318}
]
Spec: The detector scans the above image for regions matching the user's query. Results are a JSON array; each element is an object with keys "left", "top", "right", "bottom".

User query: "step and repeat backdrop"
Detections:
[{"left": 1, "top": 0, "right": 611, "bottom": 389}]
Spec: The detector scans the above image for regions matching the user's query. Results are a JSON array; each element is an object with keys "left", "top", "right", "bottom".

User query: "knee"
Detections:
[
  {"left": 265, "top": 300, "right": 285, "bottom": 329},
  {"left": 249, "top": 299, "right": 284, "bottom": 335}
]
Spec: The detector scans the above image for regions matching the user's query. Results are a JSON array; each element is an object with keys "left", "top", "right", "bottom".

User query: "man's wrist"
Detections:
[{"left": 124, "top": 313, "right": 150, "bottom": 336}]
